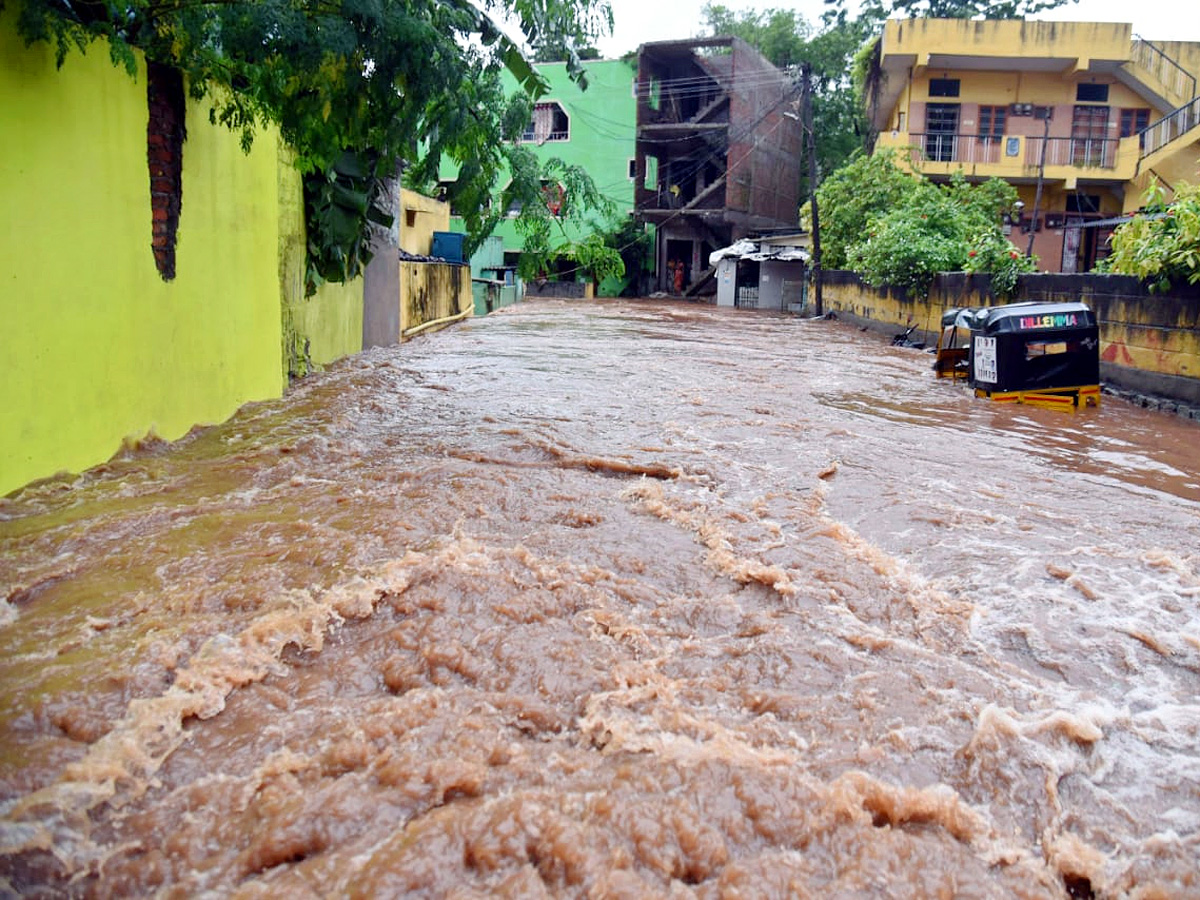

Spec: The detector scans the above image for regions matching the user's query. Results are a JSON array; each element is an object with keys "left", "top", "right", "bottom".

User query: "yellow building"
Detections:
[{"left": 869, "top": 18, "right": 1200, "bottom": 272}]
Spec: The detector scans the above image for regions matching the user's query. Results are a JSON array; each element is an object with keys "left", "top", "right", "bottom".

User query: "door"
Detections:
[
  {"left": 1071, "top": 105, "right": 1110, "bottom": 166},
  {"left": 925, "top": 104, "right": 959, "bottom": 162}
]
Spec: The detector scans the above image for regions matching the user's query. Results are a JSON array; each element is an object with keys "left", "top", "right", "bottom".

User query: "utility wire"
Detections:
[{"left": 539, "top": 99, "right": 799, "bottom": 283}]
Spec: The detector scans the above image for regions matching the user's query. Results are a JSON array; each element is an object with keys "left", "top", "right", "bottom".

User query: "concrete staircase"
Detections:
[
  {"left": 1131, "top": 95, "right": 1200, "bottom": 209},
  {"left": 1116, "top": 38, "right": 1200, "bottom": 209},
  {"left": 1120, "top": 37, "right": 1197, "bottom": 111}
]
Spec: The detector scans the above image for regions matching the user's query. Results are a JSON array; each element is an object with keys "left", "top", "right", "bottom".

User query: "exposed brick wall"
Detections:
[{"left": 147, "top": 62, "right": 185, "bottom": 280}]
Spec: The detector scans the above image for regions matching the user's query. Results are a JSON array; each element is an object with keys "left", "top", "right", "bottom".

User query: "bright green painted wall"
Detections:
[
  {"left": 442, "top": 58, "right": 640, "bottom": 251},
  {"left": 0, "top": 17, "right": 284, "bottom": 495}
]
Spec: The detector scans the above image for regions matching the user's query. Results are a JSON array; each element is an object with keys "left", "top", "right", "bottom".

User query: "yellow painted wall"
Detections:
[
  {"left": 291, "top": 280, "right": 363, "bottom": 367},
  {"left": 399, "top": 189, "right": 451, "bottom": 256},
  {"left": 1154, "top": 42, "right": 1200, "bottom": 82},
  {"left": 278, "top": 156, "right": 363, "bottom": 372},
  {"left": 1094, "top": 292, "right": 1199, "bottom": 381},
  {"left": 0, "top": 18, "right": 287, "bottom": 495},
  {"left": 400, "top": 263, "right": 472, "bottom": 340},
  {"left": 395, "top": 190, "right": 470, "bottom": 341},
  {"left": 884, "top": 18, "right": 1133, "bottom": 65}
]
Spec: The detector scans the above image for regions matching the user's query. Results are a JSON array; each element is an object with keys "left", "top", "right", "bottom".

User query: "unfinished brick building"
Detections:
[{"left": 634, "top": 37, "right": 803, "bottom": 297}]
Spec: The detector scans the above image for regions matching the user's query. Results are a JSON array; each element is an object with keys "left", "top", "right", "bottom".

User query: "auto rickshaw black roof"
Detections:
[{"left": 972, "top": 302, "right": 1096, "bottom": 335}]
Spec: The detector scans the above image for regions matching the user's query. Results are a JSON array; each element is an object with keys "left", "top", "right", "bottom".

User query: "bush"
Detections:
[
  {"left": 963, "top": 232, "right": 1037, "bottom": 298},
  {"left": 1096, "top": 180, "right": 1200, "bottom": 292},
  {"left": 813, "top": 148, "right": 921, "bottom": 269},
  {"left": 844, "top": 172, "right": 1026, "bottom": 298}
]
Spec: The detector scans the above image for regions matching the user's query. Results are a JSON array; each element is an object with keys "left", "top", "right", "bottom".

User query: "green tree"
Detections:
[
  {"left": 602, "top": 218, "right": 654, "bottom": 295},
  {"left": 499, "top": 155, "right": 624, "bottom": 283},
  {"left": 703, "top": 4, "right": 812, "bottom": 68},
  {"left": 822, "top": 153, "right": 1028, "bottom": 297},
  {"left": 11, "top": 0, "right": 613, "bottom": 293},
  {"left": 531, "top": 14, "right": 602, "bottom": 66},
  {"left": 832, "top": 0, "right": 1076, "bottom": 22},
  {"left": 812, "top": 148, "right": 920, "bottom": 269},
  {"left": 1096, "top": 181, "right": 1200, "bottom": 292}
]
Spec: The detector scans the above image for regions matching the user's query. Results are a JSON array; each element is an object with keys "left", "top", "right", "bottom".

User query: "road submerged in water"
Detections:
[{"left": 1, "top": 298, "right": 1198, "bottom": 899}]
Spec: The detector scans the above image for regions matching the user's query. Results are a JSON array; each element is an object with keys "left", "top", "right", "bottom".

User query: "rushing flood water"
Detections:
[{"left": 2, "top": 298, "right": 1199, "bottom": 898}]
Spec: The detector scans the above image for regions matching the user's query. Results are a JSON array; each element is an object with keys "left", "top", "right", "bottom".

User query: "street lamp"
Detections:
[{"left": 1005, "top": 199, "right": 1025, "bottom": 235}]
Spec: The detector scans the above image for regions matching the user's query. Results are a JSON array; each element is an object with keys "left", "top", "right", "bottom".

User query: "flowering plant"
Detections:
[{"left": 963, "top": 232, "right": 1037, "bottom": 298}]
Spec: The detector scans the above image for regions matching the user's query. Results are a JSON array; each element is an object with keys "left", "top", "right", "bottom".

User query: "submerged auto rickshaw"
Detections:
[{"left": 934, "top": 302, "right": 1101, "bottom": 410}]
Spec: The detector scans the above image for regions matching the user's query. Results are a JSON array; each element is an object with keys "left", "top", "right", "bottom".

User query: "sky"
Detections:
[{"left": 593, "top": 0, "right": 1200, "bottom": 59}]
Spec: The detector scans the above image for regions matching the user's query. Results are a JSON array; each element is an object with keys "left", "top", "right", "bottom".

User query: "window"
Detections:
[
  {"left": 925, "top": 103, "right": 959, "bottom": 162},
  {"left": 435, "top": 180, "right": 458, "bottom": 217},
  {"left": 521, "top": 102, "right": 570, "bottom": 143},
  {"left": 1076, "top": 83, "right": 1109, "bottom": 103},
  {"left": 1119, "top": 108, "right": 1150, "bottom": 136},
  {"left": 628, "top": 158, "right": 637, "bottom": 181},
  {"left": 978, "top": 105, "right": 1006, "bottom": 142},
  {"left": 542, "top": 182, "right": 566, "bottom": 217},
  {"left": 505, "top": 180, "right": 567, "bottom": 218},
  {"left": 1120, "top": 107, "right": 1151, "bottom": 147},
  {"left": 929, "top": 78, "right": 960, "bottom": 98}
]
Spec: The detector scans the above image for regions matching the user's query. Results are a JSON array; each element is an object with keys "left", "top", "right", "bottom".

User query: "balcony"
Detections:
[
  {"left": 914, "top": 134, "right": 1005, "bottom": 165},
  {"left": 1024, "top": 136, "right": 1119, "bottom": 169},
  {"left": 890, "top": 132, "right": 1134, "bottom": 180}
]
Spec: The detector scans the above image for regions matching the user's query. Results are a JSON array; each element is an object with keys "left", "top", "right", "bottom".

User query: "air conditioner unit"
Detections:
[
  {"left": 1010, "top": 103, "right": 1034, "bottom": 116},
  {"left": 1033, "top": 106, "right": 1054, "bottom": 120}
]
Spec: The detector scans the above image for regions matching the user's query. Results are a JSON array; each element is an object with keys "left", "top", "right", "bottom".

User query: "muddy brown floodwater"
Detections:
[{"left": 2, "top": 298, "right": 1199, "bottom": 899}]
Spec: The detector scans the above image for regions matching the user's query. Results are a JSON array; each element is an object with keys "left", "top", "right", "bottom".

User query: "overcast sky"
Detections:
[{"left": 594, "top": 0, "right": 1200, "bottom": 58}]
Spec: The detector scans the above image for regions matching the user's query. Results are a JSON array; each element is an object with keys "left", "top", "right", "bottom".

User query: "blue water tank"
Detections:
[{"left": 431, "top": 231, "right": 465, "bottom": 263}]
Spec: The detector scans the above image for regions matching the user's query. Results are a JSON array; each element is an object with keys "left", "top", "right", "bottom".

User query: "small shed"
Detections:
[{"left": 709, "top": 233, "right": 810, "bottom": 311}]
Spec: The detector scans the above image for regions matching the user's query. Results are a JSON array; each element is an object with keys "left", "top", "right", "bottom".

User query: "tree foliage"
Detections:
[
  {"left": 530, "top": 14, "right": 601, "bottom": 67},
  {"left": 496, "top": 155, "right": 624, "bottom": 284},
  {"left": 602, "top": 217, "right": 653, "bottom": 293},
  {"left": 703, "top": 5, "right": 812, "bottom": 68},
  {"left": 829, "top": 0, "right": 1077, "bottom": 22},
  {"left": 812, "top": 149, "right": 919, "bottom": 268},
  {"left": 10, "top": 0, "right": 613, "bottom": 293},
  {"left": 819, "top": 153, "right": 1030, "bottom": 297},
  {"left": 1095, "top": 181, "right": 1200, "bottom": 291}
]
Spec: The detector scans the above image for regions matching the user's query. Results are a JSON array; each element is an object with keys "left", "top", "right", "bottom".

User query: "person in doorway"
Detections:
[
  {"left": 673, "top": 259, "right": 685, "bottom": 295},
  {"left": 666, "top": 259, "right": 678, "bottom": 295}
]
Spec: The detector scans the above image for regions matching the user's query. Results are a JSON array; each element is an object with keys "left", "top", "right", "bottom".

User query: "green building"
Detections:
[{"left": 440, "top": 57, "right": 651, "bottom": 296}]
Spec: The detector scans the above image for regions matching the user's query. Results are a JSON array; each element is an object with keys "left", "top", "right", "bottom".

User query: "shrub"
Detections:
[{"left": 1096, "top": 180, "right": 1200, "bottom": 292}]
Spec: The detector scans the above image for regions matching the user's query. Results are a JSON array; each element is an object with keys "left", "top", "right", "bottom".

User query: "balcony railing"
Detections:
[
  {"left": 1139, "top": 95, "right": 1200, "bottom": 157},
  {"left": 910, "top": 133, "right": 1004, "bottom": 165},
  {"left": 520, "top": 129, "right": 570, "bottom": 143},
  {"left": 905, "top": 133, "right": 1123, "bottom": 170},
  {"left": 1024, "top": 136, "right": 1118, "bottom": 169}
]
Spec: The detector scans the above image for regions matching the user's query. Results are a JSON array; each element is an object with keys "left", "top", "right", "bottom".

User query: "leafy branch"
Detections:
[{"left": 10, "top": 0, "right": 614, "bottom": 293}]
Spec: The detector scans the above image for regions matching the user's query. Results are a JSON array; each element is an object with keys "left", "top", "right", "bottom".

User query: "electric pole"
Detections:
[
  {"left": 800, "top": 63, "right": 823, "bottom": 317},
  {"left": 1027, "top": 111, "right": 1050, "bottom": 258}
]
